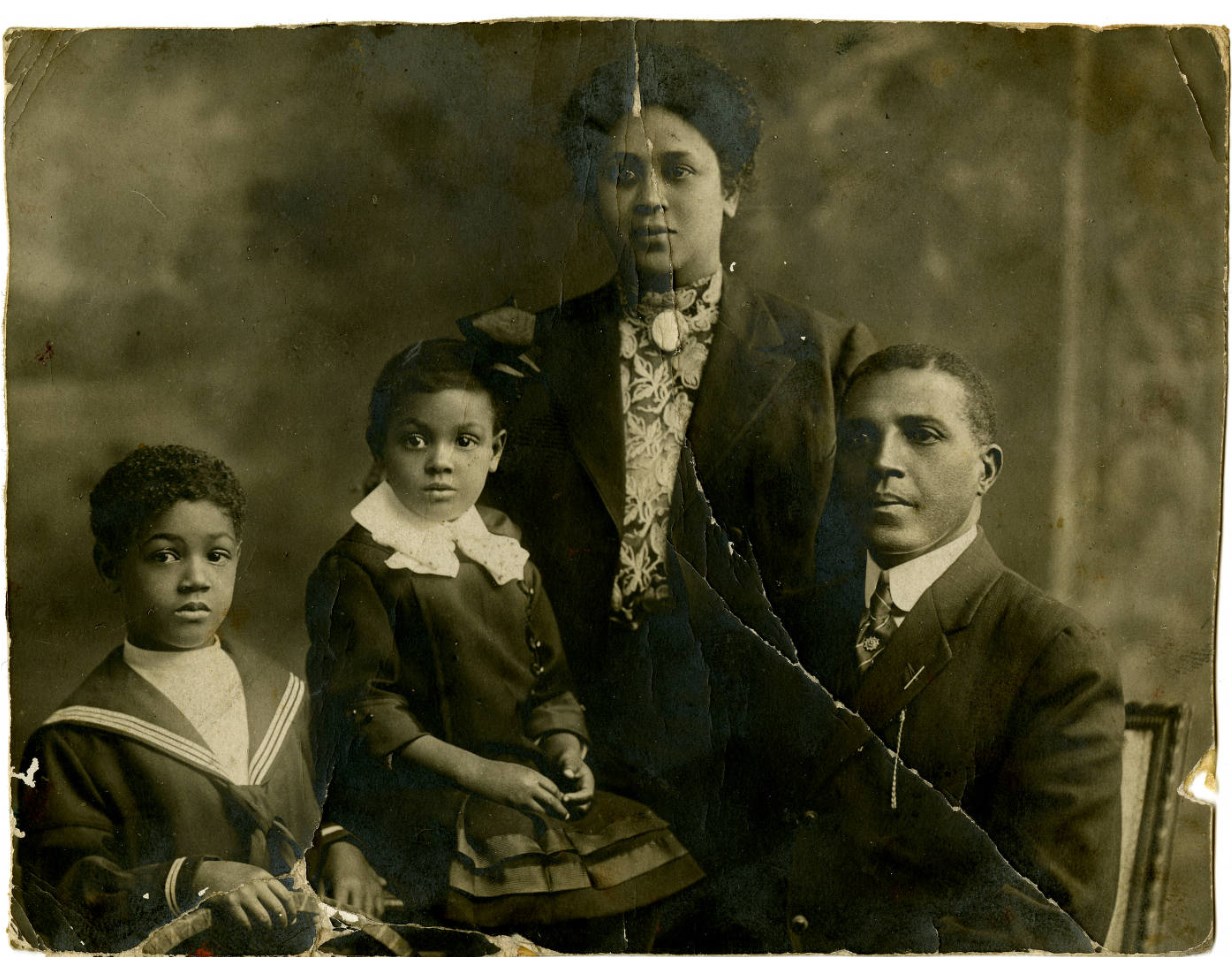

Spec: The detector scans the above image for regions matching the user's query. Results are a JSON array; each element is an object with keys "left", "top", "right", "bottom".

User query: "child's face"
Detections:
[
  {"left": 380, "top": 388, "right": 506, "bottom": 522},
  {"left": 108, "top": 500, "right": 239, "bottom": 651}
]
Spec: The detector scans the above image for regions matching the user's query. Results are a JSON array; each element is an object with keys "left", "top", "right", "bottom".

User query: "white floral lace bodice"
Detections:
[{"left": 611, "top": 273, "right": 722, "bottom": 626}]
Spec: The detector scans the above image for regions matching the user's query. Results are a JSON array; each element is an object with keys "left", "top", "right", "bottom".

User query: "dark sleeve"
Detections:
[
  {"left": 752, "top": 315, "right": 875, "bottom": 630},
  {"left": 16, "top": 730, "right": 206, "bottom": 952},
  {"left": 520, "top": 563, "right": 589, "bottom": 743},
  {"left": 670, "top": 540, "right": 1092, "bottom": 953},
  {"left": 826, "top": 320, "right": 878, "bottom": 400},
  {"left": 788, "top": 734, "right": 1095, "bottom": 953},
  {"left": 305, "top": 554, "right": 433, "bottom": 772},
  {"left": 984, "top": 623, "right": 1124, "bottom": 944}
]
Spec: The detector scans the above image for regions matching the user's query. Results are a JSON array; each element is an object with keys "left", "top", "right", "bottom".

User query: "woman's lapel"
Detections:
[
  {"left": 535, "top": 276, "right": 803, "bottom": 532},
  {"left": 538, "top": 283, "right": 626, "bottom": 530},
  {"left": 688, "top": 275, "right": 797, "bottom": 480}
]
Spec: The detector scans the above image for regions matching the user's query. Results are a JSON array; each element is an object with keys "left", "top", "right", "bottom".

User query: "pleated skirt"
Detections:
[{"left": 444, "top": 790, "right": 704, "bottom": 927}]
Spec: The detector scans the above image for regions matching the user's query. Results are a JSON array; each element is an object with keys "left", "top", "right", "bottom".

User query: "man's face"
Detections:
[{"left": 838, "top": 367, "right": 1001, "bottom": 568}]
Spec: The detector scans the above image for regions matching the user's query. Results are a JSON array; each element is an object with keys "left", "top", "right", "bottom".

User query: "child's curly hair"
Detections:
[{"left": 89, "top": 444, "right": 247, "bottom": 561}]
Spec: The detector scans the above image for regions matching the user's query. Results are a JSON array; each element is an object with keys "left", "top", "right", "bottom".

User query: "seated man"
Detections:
[{"left": 799, "top": 343, "right": 1123, "bottom": 945}]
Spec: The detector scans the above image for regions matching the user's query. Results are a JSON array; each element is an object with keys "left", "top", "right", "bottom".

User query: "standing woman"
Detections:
[{"left": 465, "top": 44, "right": 874, "bottom": 878}]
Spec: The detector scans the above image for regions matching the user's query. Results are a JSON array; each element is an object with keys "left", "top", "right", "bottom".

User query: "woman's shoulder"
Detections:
[
  {"left": 542, "top": 280, "right": 621, "bottom": 315},
  {"left": 729, "top": 276, "right": 877, "bottom": 373},
  {"left": 532, "top": 281, "right": 622, "bottom": 337},
  {"left": 729, "top": 277, "right": 846, "bottom": 336}
]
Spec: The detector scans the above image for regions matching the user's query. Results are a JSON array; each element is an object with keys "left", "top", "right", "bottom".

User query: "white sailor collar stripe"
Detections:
[
  {"left": 249, "top": 673, "right": 305, "bottom": 786},
  {"left": 45, "top": 671, "right": 305, "bottom": 788},
  {"left": 45, "top": 705, "right": 231, "bottom": 783}
]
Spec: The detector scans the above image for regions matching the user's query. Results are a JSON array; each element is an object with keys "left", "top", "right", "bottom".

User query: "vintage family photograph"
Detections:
[{"left": 4, "top": 12, "right": 1226, "bottom": 955}]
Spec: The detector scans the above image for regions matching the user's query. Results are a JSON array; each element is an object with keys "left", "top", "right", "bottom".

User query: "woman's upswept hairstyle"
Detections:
[
  {"left": 559, "top": 43, "right": 762, "bottom": 199},
  {"left": 89, "top": 444, "right": 247, "bottom": 561},
  {"left": 366, "top": 338, "right": 506, "bottom": 459}
]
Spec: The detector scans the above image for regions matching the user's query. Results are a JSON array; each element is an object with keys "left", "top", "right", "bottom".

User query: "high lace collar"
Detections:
[
  {"left": 624, "top": 271, "right": 723, "bottom": 316},
  {"left": 351, "top": 482, "right": 529, "bottom": 586},
  {"left": 621, "top": 272, "right": 722, "bottom": 354}
]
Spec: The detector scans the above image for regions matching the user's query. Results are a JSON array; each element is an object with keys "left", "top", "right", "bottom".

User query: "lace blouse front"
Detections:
[{"left": 611, "top": 272, "right": 722, "bottom": 626}]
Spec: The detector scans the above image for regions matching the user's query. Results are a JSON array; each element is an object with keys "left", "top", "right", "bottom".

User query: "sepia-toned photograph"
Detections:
[{"left": 4, "top": 14, "right": 1226, "bottom": 955}]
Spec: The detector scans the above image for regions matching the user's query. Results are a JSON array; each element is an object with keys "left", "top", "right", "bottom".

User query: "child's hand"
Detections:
[
  {"left": 315, "top": 840, "right": 396, "bottom": 920},
  {"left": 540, "top": 732, "right": 595, "bottom": 817},
  {"left": 468, "top": 760, "right": 569, "bottom": 820},
  {"left": 560, "top": 759, "right": 596, "bottom": 817},
  {"left": 195, "top": 860, "right": 305, "bottom": 932}
]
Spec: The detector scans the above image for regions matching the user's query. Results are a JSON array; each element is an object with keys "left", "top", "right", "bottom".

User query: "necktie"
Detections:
[{"left": 855, "top": 571, "right": 898, "bottom": 672}]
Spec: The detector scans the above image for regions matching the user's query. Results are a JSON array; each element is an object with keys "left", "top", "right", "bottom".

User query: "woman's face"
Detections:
[{"left": 596, "top": 105, "right": 739, "bottom": 289}]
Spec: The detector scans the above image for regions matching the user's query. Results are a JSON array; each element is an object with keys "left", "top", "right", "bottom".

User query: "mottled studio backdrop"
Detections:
[{"left": 5, "top": 22, "right": 1225, "bottom": 949}]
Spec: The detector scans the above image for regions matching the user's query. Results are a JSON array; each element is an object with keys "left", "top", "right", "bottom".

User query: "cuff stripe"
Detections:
[{"left": 165, "top": 856, "right": 188, "bottom": 916}]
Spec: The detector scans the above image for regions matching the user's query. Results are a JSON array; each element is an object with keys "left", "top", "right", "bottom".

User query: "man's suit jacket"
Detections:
[
  {"left": 484, "top": 272, "right": 875, "bottom": 702},
  {"left": 798, "top": 530, "right": 1124, "bottom": 944}
]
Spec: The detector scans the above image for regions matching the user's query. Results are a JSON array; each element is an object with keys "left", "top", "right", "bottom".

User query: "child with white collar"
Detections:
[{"left": 306, "top": 339, "right": 701, "bottom": 950}]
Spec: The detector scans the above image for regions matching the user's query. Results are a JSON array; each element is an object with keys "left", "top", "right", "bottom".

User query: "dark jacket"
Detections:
[
  {"left": 798, "top": 531, "right": 1124, "bottom": 944},
  {"left": 652, "top": 511, "right": 1099, "bottom": 954},
  {"left": 305, "top": 507, "right": 586, "bottom": 775},
  {"left": 483, "top": 273, "right": 875, "bottom": 703}
]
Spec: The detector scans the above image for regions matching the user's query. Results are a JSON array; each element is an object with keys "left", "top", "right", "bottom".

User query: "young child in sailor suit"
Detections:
[
  {"left": 306, "top": 339, "right": 702, "bottom": 950},
  {"left": 16, "top": 445, "right": 325, "bottom": 954}
]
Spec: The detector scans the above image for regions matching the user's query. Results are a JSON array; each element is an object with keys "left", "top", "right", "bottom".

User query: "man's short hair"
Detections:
[{"left": 843, "top": 343, "right": 999, "bottom": 445}]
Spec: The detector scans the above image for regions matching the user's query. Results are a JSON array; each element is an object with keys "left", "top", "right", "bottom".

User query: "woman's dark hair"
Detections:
[
  {"left": 842, "top": 344, "right": 1000, "bottom": 446},
  {"left": 366, "top": 338, "right": 506, "bottom": 458},
  {"left": 559, "top": 43, "right": 762, "bottom": 199},
  {"left": 89, "top": 444, "right": 247, "bottom": 561}
]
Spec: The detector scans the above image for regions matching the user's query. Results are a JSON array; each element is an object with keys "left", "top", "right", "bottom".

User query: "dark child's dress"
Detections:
[{"left": 306, "top": 494, "right": 703, "bottom": 927}]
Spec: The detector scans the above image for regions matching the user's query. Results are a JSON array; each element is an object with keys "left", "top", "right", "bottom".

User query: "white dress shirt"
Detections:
[{"left": 863, "top": 526, "right": 980, "bottom": 617}]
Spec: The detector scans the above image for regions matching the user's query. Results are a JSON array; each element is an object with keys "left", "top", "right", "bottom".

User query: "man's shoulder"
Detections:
[
  {"left": 940, "top": 535, "right": 1104, "bottom": 656},
  {"left": 972, "top": 558, "right": 1112, "bottom": 674}
]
